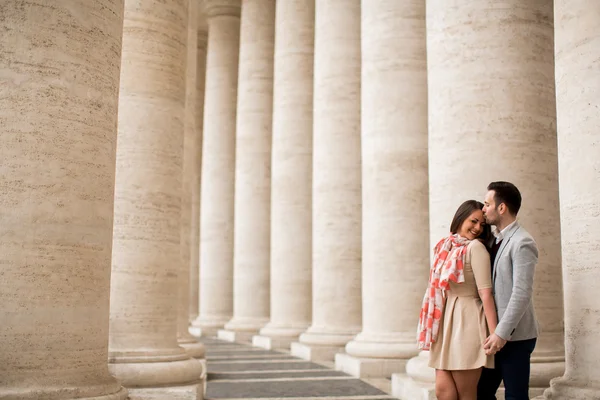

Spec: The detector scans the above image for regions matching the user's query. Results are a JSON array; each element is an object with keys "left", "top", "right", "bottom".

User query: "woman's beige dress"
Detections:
[{"left": 429, "top": 240, "right": 494, "bottom": 370}]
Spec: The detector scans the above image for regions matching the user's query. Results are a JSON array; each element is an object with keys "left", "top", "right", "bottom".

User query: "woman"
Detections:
[{"left": 417, "top": 200, "right": 498, "bottom": 400}]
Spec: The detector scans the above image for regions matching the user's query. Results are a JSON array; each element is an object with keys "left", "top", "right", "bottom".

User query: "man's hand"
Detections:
[{"left": 483, "top": 333, "right": 507, "bottom": 355}]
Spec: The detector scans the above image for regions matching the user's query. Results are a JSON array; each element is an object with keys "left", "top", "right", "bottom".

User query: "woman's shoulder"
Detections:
[{"left": 468, "top": 239, "right": 489, "bottom": 253}]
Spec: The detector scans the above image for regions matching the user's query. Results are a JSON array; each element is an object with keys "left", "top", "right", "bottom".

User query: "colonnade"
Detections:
[
  {"left": 1, "top": 1, "right": 599, "bottom": 400},
  {"left": 189, "top": 1, "right": 599, "bottom": 399},
  {"left": 1, "top": 0, "right": 207, "bottom": 398}
]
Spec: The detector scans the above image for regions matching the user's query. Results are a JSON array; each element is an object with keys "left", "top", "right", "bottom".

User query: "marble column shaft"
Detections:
[
  {"left": 294, "top": 0, "right": 362, "bottom": 361},
  {"left": 254, "top": 0, "right": 315, "bottom": 350},
  {"left": 189, "top": 7, "right": 209, "bottom": 326},
  {"left": 0, "top": 1, "right": 127, "bottom": 399},
  {"left": 219, "top": 0, "right": 276, "bottom": 343},
  {"left": 543, "top": 2, "right": 600, "bottom": 398},
  {"left": 108, "top": 0, "right": 203, "bottom": 393},
  {"left": 338, "top": 0, "right": 429, "bottom": 378},
  {"left": 178, "top": 0, "right": 206, "bottom": 362},
  {"left": 191, "top": 0, "right": 241, "bottom": 337},
  {"left": 395, "top": 1, "right": 564, "bottom": 398}
]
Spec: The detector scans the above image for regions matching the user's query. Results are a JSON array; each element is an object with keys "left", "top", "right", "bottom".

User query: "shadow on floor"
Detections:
[{"left": 200, "top": 337, "right": 394, "bottom": 400}]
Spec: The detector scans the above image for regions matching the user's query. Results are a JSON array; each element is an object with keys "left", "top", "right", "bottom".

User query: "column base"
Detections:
[
  {"left": 178, "top": 338, "right": 207, "bottom": 388},
  {"left": 188, "top": 325, "right": 204, "bottom": 338},
  {"left": 217, "top": 329, "right": 255, "bottom": 343},
  {"left": 253, "top": 334, "right": 295, "bottom": 350},
  {"left": 218, "top": 317, "right": 268, "bottom": 343},
  {"left": 338, "top": 332, "right": 418, "bottom": 377},
  {"left": 291, "top": 327, "right": 357, "bottom": 361},
  {"left": 335, "top": 353, "right": 408, "bottom": 378},
  {"left": 253, "top": 324, "right": 308, "bottom": 350},
  {"left": 345, "top": 332, "right": 420, "bottom": 359},
  {"left": 537, "top": 376, "right": 600, "bottom": 399},
  {"left": 391, "top": 351, "right": 435, "bottom": 400},
  {"left": 290, "top": 341, "right": 344, "bottom": 362},
  {"left": 127, "top": 381, "right": 202, "bottom": 400},
  {"left": 189, "top": 315, "right": 230, "bottom": 338},
  {"left": 392, "top": 372, "right": 436, "bottom": 400},
  {"left": 109, "top": 349, "right": 203, "bottom": 388},
  {"left": 529, "top": 355, "right": 565, "bottom": 394},
  {"left": 0, "top": 386, "right": 129, "bottom": 400},
  {"left": 178, "top": 336, "right": 206, "bottom": 359}
]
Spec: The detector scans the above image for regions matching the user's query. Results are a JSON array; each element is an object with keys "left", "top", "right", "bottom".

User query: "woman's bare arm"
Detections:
[{"left": 478, "top": 287, "right": 498, "bottom": 334}]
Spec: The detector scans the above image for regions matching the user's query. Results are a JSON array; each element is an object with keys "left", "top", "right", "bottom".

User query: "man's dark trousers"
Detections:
[{"left": 477, "top": 338, "right": 537, "bottom": 400}]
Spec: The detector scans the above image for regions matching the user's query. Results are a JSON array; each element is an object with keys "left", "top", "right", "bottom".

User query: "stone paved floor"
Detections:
[{"left": 201, "top": 337, "right": 394, "bottom": 400}]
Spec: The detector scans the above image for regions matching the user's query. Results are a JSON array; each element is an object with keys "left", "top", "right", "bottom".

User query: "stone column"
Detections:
[
  {"left": 178, "top": 0, "right": 206, "bottom": 366},
  {"left": 393, "top": 1, "right": 564, "bottom": 398},
  {"left": 252, "top": 0, "right": 315, "bottom": 351},
  {"left": 189, "top": 3, "right": 209, "bottom": 327},
  {"left": 335, "top": 0, "right": 429, "bottom": 379},
  {"left": 541, "top": 3, "right": 600, "bottom": 398},
  {"left": 291, "top": 0, "right": 362, "bottom": 362},
  {"left": 218, "top": 0, "right": 276, "bottom": 344},
  {"left": 189, "top": 0, "right": 241, "bottom": 338},
  {"left": 108, "top": 0, "right": 203, "bottom": 398},
  {"left": 0, "top": 2, "right": 127, "bottom": 399}
]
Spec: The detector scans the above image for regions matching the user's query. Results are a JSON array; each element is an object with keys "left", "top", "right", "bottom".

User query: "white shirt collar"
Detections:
[{"left": 493, "top": 220, "right": 517, "bottom": 244}]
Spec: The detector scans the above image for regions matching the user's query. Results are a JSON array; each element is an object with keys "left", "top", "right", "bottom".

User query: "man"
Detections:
[{"left": 477, "top": 181, "right": 539, "bottom": 400}]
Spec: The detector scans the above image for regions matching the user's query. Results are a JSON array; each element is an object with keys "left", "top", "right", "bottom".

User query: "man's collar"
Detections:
[{"left": 493, "top": 220, "right": 518, "bottom": 243}]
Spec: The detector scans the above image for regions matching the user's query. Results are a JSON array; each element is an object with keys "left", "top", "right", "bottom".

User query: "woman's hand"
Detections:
[{"left": 483, "top": 333, "right": 507, "bottom": 355}]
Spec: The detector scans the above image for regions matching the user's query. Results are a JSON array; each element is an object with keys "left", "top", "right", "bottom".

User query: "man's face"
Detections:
[{"left": 483, "top": 190, "right": 500, "bottom": 225}]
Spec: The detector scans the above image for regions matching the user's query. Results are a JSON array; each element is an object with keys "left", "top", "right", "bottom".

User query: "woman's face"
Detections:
[{"left": 459, "top": 209, "right": 486, "bottom": 240}]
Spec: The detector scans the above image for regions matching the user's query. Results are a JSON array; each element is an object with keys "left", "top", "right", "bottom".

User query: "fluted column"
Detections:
[
  {"left": 542, "top": 3, "right": 600, "bottom": 398},
  {"left": 291, "top": 0, "right": 361, "bottom": 362},
  {"left": 253, "top": 0, "right": 315, "bottom": 351},
  {"left": 394, "top": 1, "right": 564, "bottom": 398},
  {"left": 218, "top": 0, "right": 276, "bottom": 344},
  {"left": 190, "top": 0, "right": 241, "bottom": 337},
  {"left": 0, "top": 2, "right": 127, "bottom": 399},
  {"left": 178, "top": 0, "right": 206, "bottom": 366},
  {"left": 189, "top": 4, "right": 209, "bottom": 327},
  {"left": 108, "top": 1, "right": 203, "bottom": 397},
  {"left": 335, "top": 0, "right": 428, "bottom": 379}
]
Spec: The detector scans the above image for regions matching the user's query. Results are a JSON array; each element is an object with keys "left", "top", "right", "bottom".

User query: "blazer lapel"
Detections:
[{"left": 493, "top": 222, "right": 521, "bottom": 282}]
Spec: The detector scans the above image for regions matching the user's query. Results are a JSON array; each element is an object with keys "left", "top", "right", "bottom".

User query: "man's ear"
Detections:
[{"left": 498, "top": 203, "right": 506, "bottom": 215}]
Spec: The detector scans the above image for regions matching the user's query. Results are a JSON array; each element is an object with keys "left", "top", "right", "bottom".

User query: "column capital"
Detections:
[{"left": 204, "top": 0, "right": 241, "bottom": 18}]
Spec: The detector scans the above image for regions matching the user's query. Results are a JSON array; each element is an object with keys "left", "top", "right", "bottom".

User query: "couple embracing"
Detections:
[{"left": 418, "top": 181, "right": 539, "bottom": 400}]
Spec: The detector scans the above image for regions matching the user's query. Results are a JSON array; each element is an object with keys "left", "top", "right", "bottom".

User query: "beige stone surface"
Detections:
[
  {"left": 256, "top": 0, "right": 315, "bottom": 350},
  {"left": 336, "top": 353, "right": 408, "bottom": 379},
  {"left": 191, "top": 0, "right": 241, "bottom": 336},
  {"left": 296, "top": 0, "right": 362, "bottom": 357},
  {"left": 341, "top": 0, "right": 428, "bottom": 377},
  {"left": 425, "top": 0, "right": 564, "bottom": 391},
  {"left": 127, "top": 383, "right": 202, "bottom": 400},
  {"left": 188, "top": 2, "right": 207, "bottom": 326},
  {"left": 108, "top": 0, "right": 203, "bottom": 389},
  {"left": 189, "top": 4, "right": 208, "bottom": 326},
  {"left": 222, "top": 0, "right": 275, "bottom": 337},
  {"left": 179, "top": 0, "right": 206, "bottom": 362},
  {"left": 0, "top": 1, "right": 127, "bottom": 399},
  {"left": 392, "top": 352, "right": 435, "bottom": 400},
  {"left": 542, "top": 2, "right": 600, "bottom": 398}
]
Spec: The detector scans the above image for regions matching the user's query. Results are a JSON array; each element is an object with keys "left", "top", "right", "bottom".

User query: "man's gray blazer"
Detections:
[{"left": 492, "top": 221, "right": 540, "bottom": 341}]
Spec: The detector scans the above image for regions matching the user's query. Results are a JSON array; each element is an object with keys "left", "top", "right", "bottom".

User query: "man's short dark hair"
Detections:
[{"left": 487, "top": 181, "right": 522, "bottom": 216}]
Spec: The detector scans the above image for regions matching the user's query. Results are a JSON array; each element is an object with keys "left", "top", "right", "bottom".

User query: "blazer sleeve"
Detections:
[{"left": 495, "top": 236, "right": 539, "bottom": 340}]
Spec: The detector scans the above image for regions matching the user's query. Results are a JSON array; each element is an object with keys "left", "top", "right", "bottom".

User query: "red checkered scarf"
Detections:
[{"left": 417, "top": 234, "right": 471, "bottom": 350}]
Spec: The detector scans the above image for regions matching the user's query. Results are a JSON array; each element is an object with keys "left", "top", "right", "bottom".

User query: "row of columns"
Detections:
[
  {"left": 1, "top": 0, "right": 208, "bottom": 398},
  {"left": 0, "top": 1, "right": 598, "bottom": 400},
  {"left": 188, "top": 1, "right": 599, "bottom": 400},
  {"left": 396, "top": 1, "right": 565, "bottom": 398}
]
